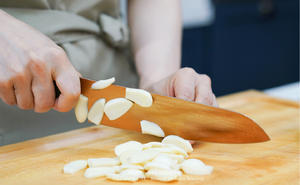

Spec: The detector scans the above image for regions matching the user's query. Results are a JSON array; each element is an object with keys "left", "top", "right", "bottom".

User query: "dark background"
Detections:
[{"left": 181, "top": 0, "right": 299, "bottom": 96}]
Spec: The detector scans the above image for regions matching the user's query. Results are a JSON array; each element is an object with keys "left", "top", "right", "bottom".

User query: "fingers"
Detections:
[
  {"left": 0, "top": 80, "right": 16, "bottom": 105},
  {"left": 194, "top": 74, "right": 217, "bottom": 106},
  {"left": 53, "top": 65, "right": 80, "bottom": 112},
  {"left": 30, "top": 58, "right": 55, "bottom": 113},
  {"left": 13, "top": 71, "right": 34, "bottom": 110},
  {"left": 173, "top": 68, "right": 196, "bottom": 101}
]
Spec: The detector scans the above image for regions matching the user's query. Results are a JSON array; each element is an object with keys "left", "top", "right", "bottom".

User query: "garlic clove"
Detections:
[
  {"left": 114, "top": 141, "right": 143, "bottom": 156},
  {"left": 142, "top": 142, "right": 164, "bottom": 150},
  {"left": 140, "top": 120, "right": 165, "bottom": 137},
  {"left": 104, "top": 98, "right": 133, "bottom": 120},
  {"left": 145, "top": 169, "right": 182, "bottom": 182},
  {"left": 63, "top": 160, "right": 87, "bottom": 174},
  {"left": 180, "top": 159, "right": 213, "bottom": 175},
  {"left": 125, "top": 88, "right": 152, "bottom": 107},
  {"left": 91, "top": 77, "right": 115, "bottom": 89},
  {"left": 84, "top": 166, "right": 117, "bottom": 178},
  {"left": 74, "top": 95, "right": 88, "bottom": 123},
  {"left": 87, "top": 158, "right": 120, "bottom": 167},
  {"left": 162, "top": 135, "right": 193, "bottom": 153},
  {"left": 87, "top": 98, "right": 105, "bottom": 125}
]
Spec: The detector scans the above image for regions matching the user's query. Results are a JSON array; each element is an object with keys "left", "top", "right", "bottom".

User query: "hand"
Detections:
[
  {"left": 0, "top": 10, "right": 80, "bottom": 112},
  {"left": 143, "top": 67, "right": 218, "bottom": 107}
]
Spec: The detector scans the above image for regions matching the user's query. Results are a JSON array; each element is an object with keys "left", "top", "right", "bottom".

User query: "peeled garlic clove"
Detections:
[
  {"left": 119, "top": 150, "right": 140, "bottom": 165},
  {"left": 104, "top": 98, "right": 133, "bottom": 120},
  {"left": 91, "top": 77, "right": 115, "bottom": 89},
  {"left": 162, "top": 135, "right": 193, "bottom": 153},
  {"left": 125, "top": 88, "right": 152, "bottom": 107},
  {"left": 142, "top": 142, "right": 164, "bottom": 150},
  {"left": 145, "top": 169, "right": 182, "bottom": 182},
  {"left": 120, "top": 169, "right": 145, "bottom": 179},
  {"left": 119, "top": 164, "right": 144, "bottom": 171},
  {"left": 144, "top": 161, "right": 172, "bottom": 170},
  {"left": 87, "top": 98, "right": 105, "bottom": 125},
  {"left": 140, "top": 120, "right": 165, "bottom": 137},
  {"left": 63, "top": 160, "right": 87, "bottom": 174},
  {"left": 114, "top": 141, "right": 143, "bottom": 156},
  {"left": 128, "top": 150, "right": 159, "bottom": 165},
  {"left": 156, "top": 153, "right": 185, "bottom": 164},
  {"left": 106, "top": 173, "right": 138, "bottom": 182},
  {"left": 146, "top": 145, "right": 187, "bottom": 157},
  {"left": 84, "top": 167, "right": 117, "bottom": 178},
  {"left": 74, "top": 95, "right": 88, "bottom": 123},
  {"left": 181, "top": 159, "right": 213, "bottom": 175},
  {"left": 152, "top": 155, "right": 177, "bottom": 167},
  {"left": 106, "top": 169, "right": 144, "bottom": 182},
  {"left": 88, "top": 158, "right": 120, "bottom": 167}
]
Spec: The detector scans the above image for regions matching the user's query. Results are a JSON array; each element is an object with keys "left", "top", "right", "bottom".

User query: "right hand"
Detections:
[{"left": 0, "top": 10, "right": 81, "bottom": 112}]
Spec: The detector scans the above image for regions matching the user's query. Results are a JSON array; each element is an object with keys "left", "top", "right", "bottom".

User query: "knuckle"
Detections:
[{"left": 28, "top": 58, "right": 47, "bottom": 74}]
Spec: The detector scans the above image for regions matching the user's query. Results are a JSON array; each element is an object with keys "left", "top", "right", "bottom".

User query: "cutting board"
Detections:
[{"left": 0, "top": 90, "right": 299, "bottom": 185}]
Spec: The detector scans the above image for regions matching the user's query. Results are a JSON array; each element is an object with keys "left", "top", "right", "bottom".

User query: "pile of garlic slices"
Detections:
[{"left": 63, "top": 135, "right": 213, "bottom": 182}]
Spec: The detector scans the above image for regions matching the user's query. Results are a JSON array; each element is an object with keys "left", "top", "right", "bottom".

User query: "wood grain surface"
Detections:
[{"left": 0, "top": 90, "right": 299, "bottom": 185}]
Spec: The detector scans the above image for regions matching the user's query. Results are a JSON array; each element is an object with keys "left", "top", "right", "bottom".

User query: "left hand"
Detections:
[{"left": 143, "top": 67, "right": 218, "bottom": 107}]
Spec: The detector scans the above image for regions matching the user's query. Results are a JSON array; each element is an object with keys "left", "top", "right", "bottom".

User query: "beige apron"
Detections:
[{"left": 0, "top": 0, "right": 138, "bottom": 145}]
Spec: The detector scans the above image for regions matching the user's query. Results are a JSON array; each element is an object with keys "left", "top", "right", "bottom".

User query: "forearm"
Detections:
[{"left": 128, "top": 0, "right": 182, "bottom": 89}]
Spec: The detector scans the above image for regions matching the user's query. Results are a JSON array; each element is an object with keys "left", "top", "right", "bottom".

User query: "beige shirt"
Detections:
[{"left": 0, "top": 0, "right": 138, "bottom": 145}]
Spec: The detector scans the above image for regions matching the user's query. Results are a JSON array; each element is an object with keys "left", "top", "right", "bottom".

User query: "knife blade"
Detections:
[{"left": 79, "top": 78, "right": 270, "bottom": 143}]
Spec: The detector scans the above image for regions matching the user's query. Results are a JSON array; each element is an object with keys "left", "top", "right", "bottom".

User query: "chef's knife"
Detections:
[{"left": 79, "top": 78, "right": 270, "bottom": 143}]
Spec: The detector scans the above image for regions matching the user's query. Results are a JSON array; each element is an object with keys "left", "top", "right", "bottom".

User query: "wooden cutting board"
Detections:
[{"left": 0, "top": 90, "right": 299, "bottom": 185}]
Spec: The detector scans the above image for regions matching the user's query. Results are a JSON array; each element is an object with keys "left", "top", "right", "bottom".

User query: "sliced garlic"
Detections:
[
  {"left": 125, "top": 88, "right": 152, "bottom": 107},
  {"left": 142, "top": 142, "right": 164, "bottom": 150},
  {"left": 91, "top": 77, "right": 115, "bottom": 89},
  {"left": 120, "top": 169, "right": 145, "bottom": 179},
  {"left": 114, "top": 141, "right": 143, "bottom": 156},
  {"left": 63, "top": 160, "right": 87, "bottom": 174},
  {"left": 145, "top": 169, "right": 182, "bottom": 182},
  {"left": 88, "top": 158, "right": 120, "bottom": 167},
  {"left": 156, "top": 153, "right": 185, "bottom": 164},
  {"left": 162, "top": 135, "right": 193, "bottom": 153},
  {"left": 84, "top": 166, "right": 117, "bottom": 178},
  {"left": 181, "top": 159, "right": 213, "bottom": 175},
  {"left": 146, "top": 145, "right": 187, "bottom": 157},
  {"left": 74, "top": 95, "right": 88, "bottom": 123},
  {"left": 128, "top": 150, "right": 160, "bottom": 165},
  {"left": 140, "top": 120, "right": 165, "bottom": 137},
  {"left": 104, "top": 98, "right": 133, "bottom": 120},
  {"left": 106, "top": 169, "right": 145, "bottom": 182},
  {"left": 119, "top": 164, "right": 144, "bottom": 171},
  {"left": 87, "top": 98, "right": 105, "bottom": 125},
  {"left": 144, "top": 161, "right": 172, "bottom": 170},
  {"left": 152, "top": 155, "right": 177, "bottom": 167},
  {"left": 119, "top": 150, "right": 140, "bottom": 165}
]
